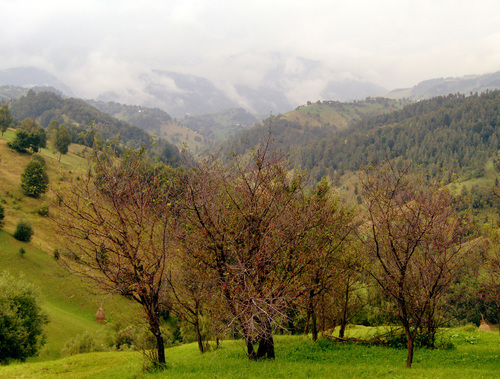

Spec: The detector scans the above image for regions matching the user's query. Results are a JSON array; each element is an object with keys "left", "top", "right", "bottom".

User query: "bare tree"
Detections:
[
  {"left": 179, "top": 142, "right": 338, "bottom": 359},
  {"left": 52, "top": 148, "right": 179, "bottom": 366},
  {"left": 299, "top": 179, "right": 358, "bottom": 342},
  {"left": 165, "top": 248, "right": 220, "bottom": 353},
  {"left": 359, "top": 161, "right": 470, "bottom": 368}
]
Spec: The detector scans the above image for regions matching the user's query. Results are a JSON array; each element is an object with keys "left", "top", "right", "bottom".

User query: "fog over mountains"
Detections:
[
  {"left": 0, "top": 53, "right": 391, "bottom": 116},
  {"left": 1, "top": 59, "right": 500, "bottom": 117}
]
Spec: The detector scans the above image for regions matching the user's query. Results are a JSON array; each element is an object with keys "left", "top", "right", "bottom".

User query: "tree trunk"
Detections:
[
  {"left": 311, "top": 307, "right": 318, "bottom": 342},
  {"left": 194, "top": 317, "right": 204, "bottom": 353},
  {"left": 497, "top": 295, "right": 500, "bottom": 336},
  {"left": 303, "top": 310, "right": 311, "bottom": 335},
  {"left": 339, "top": 321, "right": 346, "bottom": 339},
  {"left": 155, "top": 332, "right": 166, "bottom": 366},
  {"left": 256, "top": 333, "right": 275, "bottom": 359},
  {"left": 405, "top": 330, "right": 414, "bottom": 368},
  {"left": 246, "top": 337, "right": 256, "bottom": 360},
  {"left": 287, "top": 308, "right": 297, "bottom": 335},
  {"left": 146, "top": 304, "right": 166, "bottom": 366},
  {"left": 339, "top": 281, "right": 350, "bottom": 338}
]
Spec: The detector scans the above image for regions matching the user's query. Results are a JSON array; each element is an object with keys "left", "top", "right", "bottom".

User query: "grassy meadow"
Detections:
[{"left": 0, "top": 326, "right": 499, "bottom": 378}]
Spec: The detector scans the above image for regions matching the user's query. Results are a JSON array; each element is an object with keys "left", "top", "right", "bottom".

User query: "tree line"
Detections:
[{"left": 50, "top": 139, "right": 490, "bottom": 369}]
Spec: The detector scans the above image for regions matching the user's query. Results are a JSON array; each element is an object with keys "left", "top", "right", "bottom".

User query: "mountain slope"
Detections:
[
  {"left": 296, "top": 91, "right": 500, "bottom": 181},
  {"left": 219, "top": 97, "right": 407, "bottom": 158},
  {"left": 0, "top": 137, "right": 140, "bottom": 360},
  {"left": 387, "top": 71, "right": 500, "bottom": 100},
  {"left": 7, "top": 90, "right": 180, "bottom": 164}
]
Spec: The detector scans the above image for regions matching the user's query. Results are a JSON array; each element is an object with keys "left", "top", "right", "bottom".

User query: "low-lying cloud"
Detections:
[{"left": 1, "top": 0, "right": 500, "bottom": 105}]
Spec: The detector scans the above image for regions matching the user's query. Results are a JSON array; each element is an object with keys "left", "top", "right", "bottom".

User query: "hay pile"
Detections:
[
  {"left": 95, "top": 307, "right": 106, "bottom": 324},
  {"left": 478, "top": 314, "right": 491, "bottom": 332}
]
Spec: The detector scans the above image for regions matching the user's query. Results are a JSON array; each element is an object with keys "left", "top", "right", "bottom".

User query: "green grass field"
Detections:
[{"left": 0, "top": 327, "right": 498, "bottom": 378}]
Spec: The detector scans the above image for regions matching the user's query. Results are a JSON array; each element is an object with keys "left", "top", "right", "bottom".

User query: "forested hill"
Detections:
[
  {"left": 7, "top": 90, "right": 180, "bottom": 163},
  {"left": 85, "top": 100, "right": 172, "bottom": 135},
  {"left": 296, "top": 91, "right": 500, "bottom": 181},
  {"left": 220, "top": 97, "right": 408, "bottom": 157}
]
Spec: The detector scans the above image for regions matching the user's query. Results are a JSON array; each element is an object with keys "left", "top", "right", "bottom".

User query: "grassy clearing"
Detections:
[{"left": 0, "top": 327, "right": 498, "bottom": 378}]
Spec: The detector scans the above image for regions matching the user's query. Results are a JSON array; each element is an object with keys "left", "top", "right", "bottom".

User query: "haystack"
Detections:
[
  {"left": 478, "top": 314, "right": 491, "bottom": 331},
  {"left": 95, "top": 307, "right": 106, "bottom": 324}
]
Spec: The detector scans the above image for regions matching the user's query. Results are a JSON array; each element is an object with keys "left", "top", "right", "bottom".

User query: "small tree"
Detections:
[
  {"left": 299, "top": 178, "right": 359, "bottom": 342},
  {"left": 481, "top": 227, "right": 500, "bottom": 334},
  {"left": 7, "top": 118, "right": 46, "bottom": 153},
  {"left": 0, "top": 272, "right": 49, "bottom": 364},
  {"left": 359, "top": 161, "right": 470, "bottom": 368},
  {"left": 0, "top": 103, "right": 13, "bottom": 136},
  {"left": 13, "top": 220, "right": 34, "bottom": 242},
  {"left": 52, "top": 123, "right": 71, "bottom": 161},
  {"left": 21, "top": 159, "right": 49, "bottom": 198}
]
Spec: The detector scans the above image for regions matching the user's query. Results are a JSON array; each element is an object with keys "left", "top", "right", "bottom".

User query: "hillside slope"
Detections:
[
  {"left": 6, "top": 90, "right": 180, "bottom": 164},
  {"left": 387, "top": 71, "right": 500, "bottom": 100},
  {"left": 219, "top": 97, "right": 408, "bottom": 158},
  {"left": 0, "top": 134, "right": 140, "bottom": 360},
  {"left": 291, "top": 92, "right": 500, "bottom": 183}
]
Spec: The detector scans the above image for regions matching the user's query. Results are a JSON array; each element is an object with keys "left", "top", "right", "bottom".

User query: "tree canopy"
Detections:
[
  {"left": 21, "top": 158, "right": 49, "bottom": 198},
  {"left": 0, "top": 103, "right": 13, "bottom": 136},
  {"left": 0, "top": 272, "right": 48, "bottom": 364}
]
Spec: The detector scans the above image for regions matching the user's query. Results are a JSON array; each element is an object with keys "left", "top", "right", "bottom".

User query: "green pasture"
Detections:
[{"left": 0, "top": 326, "right": 499, "bottom": 378}]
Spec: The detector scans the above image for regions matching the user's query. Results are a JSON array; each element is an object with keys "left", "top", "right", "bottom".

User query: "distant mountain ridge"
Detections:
[
  {"left": 2, "top": 65, "right": 500, "bottom": 120},
  {"left": 0, "top": 67, "right": 73, "bottom": 96},
  {"left": 387, "top": 71, "right": 500, "bottom": 99},
  {"left": 0, "top": 56, "right": 389, "bottom": 116}
]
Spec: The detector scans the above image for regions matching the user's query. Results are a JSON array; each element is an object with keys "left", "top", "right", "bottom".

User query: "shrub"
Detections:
[
  {"left": 19, "top": 247, "right": 26, "bottom": 257},
  {"left": 0, "top": 272, "right": 49, "bottom": 363},
  {"left": 114, "top": 326, "right": 137, "bottom": 350},
  {"left": 30, "top": 154, "right": 46, "bottom": 167},
  {"left": 33, "top": 205, "right": 49, "bottom": 216},
  {"left": 13, "top": 220, "right": 34, "bottom": 242},
  {"left": 61, "top": 331, "right": 112, "bottom": 357}
]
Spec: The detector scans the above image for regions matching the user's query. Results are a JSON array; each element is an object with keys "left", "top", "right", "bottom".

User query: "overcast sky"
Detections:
[{"left": 2, "top": 0, "right": 500, "bottom": 99}]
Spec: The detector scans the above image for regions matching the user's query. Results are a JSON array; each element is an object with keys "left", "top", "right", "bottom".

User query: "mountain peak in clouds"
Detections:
[
  {"left": 0, "top": 55, "right": 390, "bottom": 116},
  {"left": 0, "top": 67, "right": 73, "bottom": 96}
]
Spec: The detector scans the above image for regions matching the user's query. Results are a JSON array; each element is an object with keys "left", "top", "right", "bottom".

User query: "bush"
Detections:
[
  {"left": 0, "top": 272, "right": 49, "bottom": 363},
  {"left": 19, "top": 247, "right": 26, "bottom": 257},
  {"left": 61, "top": 331, "right": 112, "bottom": 357},
  {"left": 33, "top": 205, "right": 49, "bottom": 216},
  {"left": 30, "top": 154, "right": 46, "bottom": 167},
  {"left": 114, "top": 326, "right": 137, "bottom": 351},
  {"left": 21, "top": 159, "right": 49, "bottom": 198},
  {"left": 13, "top": 220, "right": 34, "bottom": 242}
]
